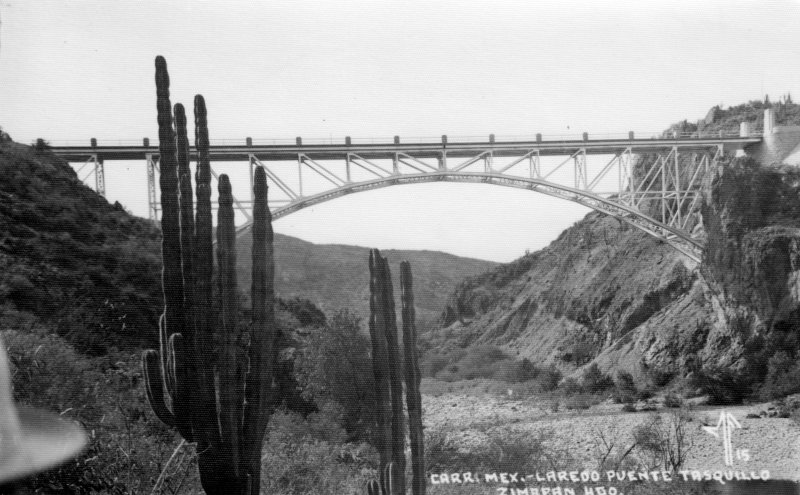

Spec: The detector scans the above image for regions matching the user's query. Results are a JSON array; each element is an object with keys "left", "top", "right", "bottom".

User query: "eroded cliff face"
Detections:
[
  {"left": 428, "top": 157, "right": 800, "bottom": 381},
  {"left": 702, "top": 158, "right": 800, "bottom": 332}
]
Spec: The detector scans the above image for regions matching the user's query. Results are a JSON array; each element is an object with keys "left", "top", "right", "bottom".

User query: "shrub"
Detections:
[
  {"left": 613, "top": 370, "right": 639, "bottom": 404},
  {"left": 427, "top": 345, "right": 540, "bottom": 383},
  {"left": 294, "top": 309, "right": 376, "bottom": 441},
  {"left": 3, "top": 328, "right": 189, "bottom": 493},
  {"left": 690, "top": 365, "right": 751, "bottom": 405},
  {"left": 425, "top": 426, "right": 570, "bottom": 475},
  {"left": 535, "top": 366, "right": 562, "bottom": 392},
  {"left": 420, "top": 352, "right": 450, "bottom": 377},
  {"left": 560, "top": 377, "right": 583, "bottom": 395},
  {"left": 632, "top": 409, "right": 694, "bottom": 471},
  {"left": 758, "top": 351, "right": 800, "bottom": 400},
  {"left": 564, "top": 393, "right": 601, "bottom": 410},
  {"left": 279, "top": 297, "right": 327, "bottom": 327},
  {"left": 773, "top": 395, "right": 800, "bottom": 420},
  {"left": 452, "top": 345, "right": 510, "bottom": 380},
  {"left": 646, "top": 365, "right": 676, "bottom": 387},
  {"left": 570, "top": 341, "right": 595, "bottom": 365},
  {"left": 581, "top": 363, "right": 614, "bottom": 393},
  {"left": 663, "top": 392, "right": 683, "bottom": 408}
]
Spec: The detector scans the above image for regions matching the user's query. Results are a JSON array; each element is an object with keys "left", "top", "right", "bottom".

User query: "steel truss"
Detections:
[
  {"left": 61, "top": 138, "right": 742, "bottom": 262},
  {"left": 250, "top": 145, "right": 723, "bottom": 261},
  {"left": 74, "top": 154, "right": 105, "bottom": 197}
]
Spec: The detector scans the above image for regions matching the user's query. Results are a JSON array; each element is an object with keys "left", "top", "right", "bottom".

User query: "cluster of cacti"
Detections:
[
  {"left": 142, "top": 56, "right": 277, "bottom": 495},
  {"left": 367, "top": 250, "right": 426, "bottom": 495}
]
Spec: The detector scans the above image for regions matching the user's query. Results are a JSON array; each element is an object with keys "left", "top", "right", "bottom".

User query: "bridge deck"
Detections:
[{"left": 51, "top": 136, "right": 761, "bottom": 161}]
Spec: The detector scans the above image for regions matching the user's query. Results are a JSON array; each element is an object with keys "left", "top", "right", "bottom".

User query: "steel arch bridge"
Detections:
[{"left": 51, "top": 133, "right": 761, "bottom": 262}]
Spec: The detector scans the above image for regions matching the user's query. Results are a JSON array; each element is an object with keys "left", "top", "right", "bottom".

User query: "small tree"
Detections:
[{"left": 294, "top": 310, "right": 376, "bottom": 441}]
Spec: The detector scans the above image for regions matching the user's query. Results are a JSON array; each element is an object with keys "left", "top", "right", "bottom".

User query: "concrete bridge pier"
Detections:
[{"left": 751, "top": 108, "right": 800, "bottom": 165}]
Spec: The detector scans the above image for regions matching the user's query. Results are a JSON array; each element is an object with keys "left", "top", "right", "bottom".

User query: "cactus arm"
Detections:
[
  {"left": 169, "top": 103, "right": 195, "bottom": 443},
  {"left": 191, "top": 95, "right": 220, "bottom": 450},
  {"left": 155, "top": 56, "right": 185, "bottom": 355},
  {"left": 166, "top": 332, "right": 193, "bottom": 442},
  {"left": 175, "top": 103, "right": 195, "bottom": 344},
  {"left": 382, "top": 461, "right": 400, "bottom": 495},
  {"left": 217, "top": 174, "right": 242, "bottom": 478},
  {"left": 401, "top": 261, "right": 426, "bottom": 495},
  {"left": 142, "top": 349, "right": 176, "bottom": 427},
  {"left": 154, "top": 56, "right": 193, "bottom": 442},
  {"left": 369, "top": 250, "right": 393, "bottom": 471},
  {"left": 366, "top": 479, "right": 381, "bottom": 495},
  {"left": 242, "top": 166, "right": 276, "bottom": 493}
]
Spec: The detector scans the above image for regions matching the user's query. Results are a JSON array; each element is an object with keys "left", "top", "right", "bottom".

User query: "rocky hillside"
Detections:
[
  {"left": 236, "top": 231, "right": 496, "bottom": 325},
  {"left": 0, "top": 138, "right": 164, "bottom": 354},
  {"left": 0, "top": 136, "right": 493, "bottom": 354},
  {"left": 428, "top": 103, "right": 800, "bottom": 395}
]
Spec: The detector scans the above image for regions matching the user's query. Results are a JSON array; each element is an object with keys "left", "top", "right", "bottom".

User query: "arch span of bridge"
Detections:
[
  {"left": 266, "top": 170, "right": 705, "bottom": 260},
  {"left": 51, "top": 133, "right": 763, "bottom": 262}
]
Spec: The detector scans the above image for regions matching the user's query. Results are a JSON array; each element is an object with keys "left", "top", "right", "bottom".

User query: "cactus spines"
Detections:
[
  {"left": 401, "top": 261, "right": 425, "bottom": 495},
  {"left": 143, "top": 57, "right": 276, "bottom": 495}
]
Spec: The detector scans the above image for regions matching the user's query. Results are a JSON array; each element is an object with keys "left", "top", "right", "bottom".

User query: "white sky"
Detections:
[{"left": 2, "top": 0, "right": 800, "bottom": 262}]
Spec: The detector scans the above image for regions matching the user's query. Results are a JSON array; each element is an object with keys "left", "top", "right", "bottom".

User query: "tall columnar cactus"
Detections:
[
  {"left": 400, "top": 261, "right": 426, "bottom": 495},
  {"left": 367, "top": 251, "right": 425, "bottom": 495},
  {"left": 369, "top": 250, "right": 393, "bottom": 472},
  {"left": 143, "top": 56, "right": 277, "bottom": 495}
]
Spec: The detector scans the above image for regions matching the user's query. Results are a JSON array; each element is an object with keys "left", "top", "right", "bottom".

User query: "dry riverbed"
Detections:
[{"left": 422, "top": 393, "right": 800, "bottom": 481}]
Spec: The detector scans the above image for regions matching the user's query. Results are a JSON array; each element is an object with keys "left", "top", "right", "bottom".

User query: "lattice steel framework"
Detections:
[
  {"left": 54, "top": 135, "right": 757, "bottom": 262},
  {"left": 73, "top": 154, "right": 106, "bottom": 197}
]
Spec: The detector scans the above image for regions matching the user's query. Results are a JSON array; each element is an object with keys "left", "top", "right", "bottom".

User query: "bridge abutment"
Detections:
[{"left": 751, "top": 108, "right": 800, "bottom": 165}]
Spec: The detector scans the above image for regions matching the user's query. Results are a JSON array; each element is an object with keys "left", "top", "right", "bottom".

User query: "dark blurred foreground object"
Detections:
[{"left": 0, "top": 335, "right": 87, "bottom": 485}]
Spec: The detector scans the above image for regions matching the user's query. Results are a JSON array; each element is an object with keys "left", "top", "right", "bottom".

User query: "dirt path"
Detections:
[{"left": 422, "top": 394, "right": 800, "bottom": 480}]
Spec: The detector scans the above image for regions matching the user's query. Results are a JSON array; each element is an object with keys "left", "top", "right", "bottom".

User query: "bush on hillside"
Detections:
[
  {"left": 423, "top": 345, "right": 542, "bottom": 383},
  {"left": 689, "top": 365, "right": 751, "bottom": 405},
  {"left": 560, "top": 377, "right": 583, "bottom": 395},
  {"left": 613, "top": 371, "right": 639, "bottom": 404},
  {"left": 757, "top": 351, "right": 800, "bottom": 401},
  {"left": 581, "top": 363, "right": 615, "bottom": 393},
  {"left": 294, "top": 309, "right": 376, "bottom": 442},
  {"left": 279, "top": 297, "right": 327, "bottom": 327}
]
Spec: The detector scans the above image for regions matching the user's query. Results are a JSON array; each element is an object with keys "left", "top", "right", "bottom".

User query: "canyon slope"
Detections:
[{"left": 428, "top": 102, "right": 800, "bottom": 386}]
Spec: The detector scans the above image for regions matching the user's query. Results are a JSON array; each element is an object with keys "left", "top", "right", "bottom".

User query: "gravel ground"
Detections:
[{"left": 423, "top": 394, "right": 800, "bottom": 481}]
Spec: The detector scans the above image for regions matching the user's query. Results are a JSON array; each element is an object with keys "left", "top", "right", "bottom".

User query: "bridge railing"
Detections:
[{"left": 46, "top": 130, "right": 762, "bottom": 148}]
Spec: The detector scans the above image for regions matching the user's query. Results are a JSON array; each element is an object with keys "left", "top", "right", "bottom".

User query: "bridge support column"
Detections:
[
  {"left": 95, "top": 157, "right": 105, "bottom": 197},
  {"left": 297, "top": 154, "right": 304, "bottom": 197},
  {"left": 249, "top": 155, "right": 256, "bottom": 204},
  {"left": 574, "top": 149, "right": 587, "bottom": 189},
  {"left": 393, "top": 136, "right": 400, "bottom": 174},
  {"left": 618, "top": 148, "right": 633, "bottom": 206},
  {"left": 529, "top": 150, "right": 540, "bottom": 178}
]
